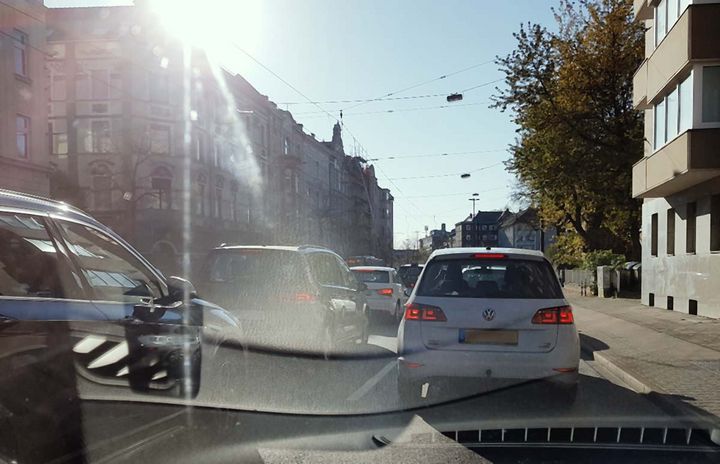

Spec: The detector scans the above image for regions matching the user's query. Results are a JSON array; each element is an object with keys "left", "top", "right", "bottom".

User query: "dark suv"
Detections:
[{"left": 198, "top": 245, "right": 369, "bottom": 354}]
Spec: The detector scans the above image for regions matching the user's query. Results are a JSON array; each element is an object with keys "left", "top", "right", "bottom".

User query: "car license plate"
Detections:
[{"left": 460, "top": 329, "right": 518, "bottom": 345}]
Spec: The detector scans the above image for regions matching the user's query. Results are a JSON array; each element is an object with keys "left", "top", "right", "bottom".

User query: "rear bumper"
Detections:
[
  {"left": 366, "top": 296, "right": 396, "bottom": 313},
  {"left": 398, "top": 325, "right": 580, "bottom": 383}
]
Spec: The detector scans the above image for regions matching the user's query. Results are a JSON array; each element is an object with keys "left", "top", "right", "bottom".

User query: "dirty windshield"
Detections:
[{"left": 0, "top": 0, "right": 718, "bottom": 463}]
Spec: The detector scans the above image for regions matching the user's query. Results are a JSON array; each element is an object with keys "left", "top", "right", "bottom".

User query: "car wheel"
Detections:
[
  {"left": 322, "top": 322, "right": 336, "bottom": 359},
  {"left": 394, "top": 301, "right": 403, "bottom": 323},
  {"left": 359, "top": 306, "right": 370, "bottom": 344}
]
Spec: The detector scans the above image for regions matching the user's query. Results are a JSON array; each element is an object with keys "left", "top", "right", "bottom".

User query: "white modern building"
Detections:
[{"left": 632, "top": 0, "right": 720, "bottom": 317}]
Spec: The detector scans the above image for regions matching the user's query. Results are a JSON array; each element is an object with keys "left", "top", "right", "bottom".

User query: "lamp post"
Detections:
[{"left": 468, "top": 192, "right": 479, "bottom": 217}]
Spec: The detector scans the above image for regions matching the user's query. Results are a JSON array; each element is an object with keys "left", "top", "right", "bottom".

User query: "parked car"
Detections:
[
  {"left": 397, "top": 263, "right": 424, "bottom": 289},
  {"left": 351, "top": 266, "right": 405, "bottom": 321},
  {"left": 397, "top": 248, "right": 580, "bottom": 401},
  {"left": 0, "top": 189, "right": 239, "bottom": 398},
  {"left": 197, "top": 245, "right": 369, "bottom": 354}
]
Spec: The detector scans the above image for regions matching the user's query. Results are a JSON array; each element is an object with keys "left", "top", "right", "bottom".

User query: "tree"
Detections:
[{"left": 491, "top": 0, "right": 644, "bottom": 260}]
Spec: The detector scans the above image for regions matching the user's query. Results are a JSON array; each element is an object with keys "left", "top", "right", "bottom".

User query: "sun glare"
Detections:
[{"left": 149, "top": 0, "right": 262, "bottom": 56}]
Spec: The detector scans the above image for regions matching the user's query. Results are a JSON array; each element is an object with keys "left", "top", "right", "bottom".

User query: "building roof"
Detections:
[{"left": 499, "top": 208, "right": 539, "bottom": 228}]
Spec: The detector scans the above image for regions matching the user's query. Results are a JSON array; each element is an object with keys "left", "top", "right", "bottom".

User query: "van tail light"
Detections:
[
  {"left": 404, "top": 303, "right": 447, "bottom": 321},
  {"left": 377, "top": 288, "right": 393, "bottom": 297},
  {"left": 532, "top": 306, "right": 574, "bottom": 324}
]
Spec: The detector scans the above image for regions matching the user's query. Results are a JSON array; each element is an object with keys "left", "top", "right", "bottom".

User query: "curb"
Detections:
[{"left": 581, "top": 345, "right": 653, "bottom": 394}]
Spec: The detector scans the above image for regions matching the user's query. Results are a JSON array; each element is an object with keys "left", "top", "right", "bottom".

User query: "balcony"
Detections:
[
  {"left": 632, "top": 129, "right": 720, "bottom": 198},
  {"left": 633, "top": 0, "right": 654, "bottom": 21},
  {"left": 633, "top": 4, "right": 720, "bottom": 110}
]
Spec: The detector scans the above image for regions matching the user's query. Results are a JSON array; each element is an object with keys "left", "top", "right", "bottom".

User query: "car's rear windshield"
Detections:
[
  {"left": 416, "top": 258, "right": 562, "bottom": 299},
  {"left": 203, "top": 249, "right": 308, "bottom": 287},
  {"left": 352, "top": 270, "right": 389, "bottom": 283}
]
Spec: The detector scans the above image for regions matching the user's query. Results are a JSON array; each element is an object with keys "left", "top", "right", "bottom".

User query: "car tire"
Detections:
[
  {"left": 322, "top": 322, "right": 336, "bottom": 359},
  {"left": 359, "top": 306, "right": 370, "bottom": 344},
  {"left": 394, "top": 301, "right": 403, "bottom": 323}
]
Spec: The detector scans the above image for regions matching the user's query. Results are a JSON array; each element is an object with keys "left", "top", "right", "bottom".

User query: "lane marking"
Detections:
[{"left": 346, "top": 360, "right": 396, "bottom": 402}]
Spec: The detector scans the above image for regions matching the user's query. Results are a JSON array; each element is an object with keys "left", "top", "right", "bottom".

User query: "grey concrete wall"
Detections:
[{"left": 641, "top": 177, "right": 720, "bottom": 318}]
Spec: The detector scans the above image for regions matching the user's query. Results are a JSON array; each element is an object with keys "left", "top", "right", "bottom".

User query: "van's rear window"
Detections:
[{"left": 416, "top": 259, "right": 562, "bottom": 299}]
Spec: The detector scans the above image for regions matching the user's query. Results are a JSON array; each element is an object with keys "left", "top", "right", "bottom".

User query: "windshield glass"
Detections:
[
  {"left": 417, "top": 258, "right": 562, "bottom": 299},
  {"left": 2, "top": 0, "right": 718, "bottom": 460},
  {"left": 352, "top": 270, "right": 390, "bottom": 283}
]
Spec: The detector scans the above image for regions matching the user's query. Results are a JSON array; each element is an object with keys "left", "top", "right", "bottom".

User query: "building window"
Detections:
[
  {"left": 284, "top": 137, "right": 289, "bottom": 155},
  {"left": 196, "top": 175, "right": 207, "bottom": 216},
  {"left": 92, "top": 166, "right": 112, "bottom": 210},
  {"left": 50, "top": 119, "right": 68, "bottom": 155},
  {"left": 650, "top": 213, "right": 658, "bottom": 256},
  {"left": 78, "top": 120, "right": 112, "bottom": 153},
  {"left": 16, "top": 116, "right": 29, "bottom": 158},
  {"left": 702, "top": 66, "right": 720, "bottom": 123},
  {"left": 686, "top": 202, "right": 696, "bottom": 253},
  {"left": 711, "top": 194, "right": 720, "bottom": 252},
  {"left": 149, "top": 125, "right": 170, "bottom": 154},
  {"left": 150, "top": 168, "right": 172, "bottom": 210},
  {"left": 654, "top": 98, "right": 666, "bottom": 150},
  {"left": 654, "top": 74, "right": 692, "bottom": 150},
  {"left": 215, "top": 177, "right": 224, "bottom": 219},
  {"left": 231, "top": 181, "right": 239, "bottom": 222},
  {"left": 150, "top": 72, "right": 169, "bottom": 103},
  {"left": 679, "top": 73, "right": 693, "bottom": 132},
  {"left": 91, "top": 69, "right": 110, "bottom": 99},
  {"left": 13, "top": 30, "right": 28, "bottom": 77},
  {"left": 655, "top": 0, "right": 667, "bottom": 46},
  {"left": 50, "top": 74, "right": 66, "bottom": 101},
  {"left": 667, "top": 208, "right": 675, "bottom": 255}
]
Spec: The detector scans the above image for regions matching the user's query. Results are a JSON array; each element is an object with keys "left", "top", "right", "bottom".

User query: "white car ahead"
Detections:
[
  {"left": 351, "top": 266, "right": 405, "bottom": 321},
  {"left": 397, "top": 248, "right": 580, "bottom": 400}
]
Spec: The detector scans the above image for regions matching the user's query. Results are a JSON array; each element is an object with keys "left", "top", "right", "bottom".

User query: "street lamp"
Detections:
[
  {"left": 469, "top": 196, "right": 479, "bottom": 217},
  {"left": 460, "top": 173, "right": 471, "bottom": 179}
]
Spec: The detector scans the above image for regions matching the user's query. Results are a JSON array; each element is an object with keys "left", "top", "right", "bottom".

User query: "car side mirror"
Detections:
[
  {"left": 403, "top": 288, "right": 412, "bottom": 297},
  {"left": 357, "top": 282, "right": 368, "bottom": 291},
  {"left": 167, "top": 276, "right": 198, "bottom": 301}
]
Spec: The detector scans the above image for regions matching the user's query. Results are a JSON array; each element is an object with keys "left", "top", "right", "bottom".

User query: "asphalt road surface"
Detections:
[{"left": 178, "top": 314, "right": 706, "bottom": 429}]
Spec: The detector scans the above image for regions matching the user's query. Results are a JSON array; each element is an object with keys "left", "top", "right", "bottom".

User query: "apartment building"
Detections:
[
  {"left": 452, "top": 211, "right": 505, "bottom": 248},
  {"left": 632, "top": 0, "right": 720, "bottom": 317},
  {"left": 0, "top": 0, "right": 49, "bottom": 195},
  {"left": 44, "top": 3, "right": 392, "bottom": 274}
]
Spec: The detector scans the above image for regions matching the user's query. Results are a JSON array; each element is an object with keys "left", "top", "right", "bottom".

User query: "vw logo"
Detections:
[{"left": 482, "top": 308, "right": 495, "bottom": 321}]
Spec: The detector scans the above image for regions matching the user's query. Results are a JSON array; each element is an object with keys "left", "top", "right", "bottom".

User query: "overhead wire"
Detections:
[{"left": 387, "top": 161, "right": 504, "bottom": 181}]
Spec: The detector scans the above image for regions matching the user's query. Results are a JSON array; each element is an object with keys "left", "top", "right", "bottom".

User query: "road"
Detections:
[{"left": 186, "top": 315, "right": 697, "bottom": 429}]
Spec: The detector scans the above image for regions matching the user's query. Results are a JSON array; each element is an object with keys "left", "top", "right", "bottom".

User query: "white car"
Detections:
[
  {"left": 397, "top": 248, "right": 580, "bottom": 400},
  {"left": 351, "top": 266, "right": 405, "bottom": 321}
]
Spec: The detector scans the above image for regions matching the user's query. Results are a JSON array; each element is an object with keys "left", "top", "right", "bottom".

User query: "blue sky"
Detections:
[{"left": 46, "top": 0, "right": 559, "bottom": 248}]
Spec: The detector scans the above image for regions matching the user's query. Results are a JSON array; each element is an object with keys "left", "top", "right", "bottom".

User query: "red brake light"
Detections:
[
  {"left": 404, "top": 303, "right": 446, "bottom": 322},
  {"left": 292, "top": 292, "right": 318, "bottom": 303},
  {"left": 377, "top": 288, "right": 393, "bottom": 296},
  {"left": 472, "top": 253, "right": 506, "bottom": 259},
  {"left": 532, "top": 306, "right": 573, "bottom": 324}
]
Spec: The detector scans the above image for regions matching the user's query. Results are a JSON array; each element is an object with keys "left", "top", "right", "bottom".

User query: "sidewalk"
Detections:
[{"left": 566, "top": 287, "right": 720, "bottom": 421}]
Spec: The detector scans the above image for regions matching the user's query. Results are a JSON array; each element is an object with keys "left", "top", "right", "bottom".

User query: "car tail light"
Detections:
[
  {"left": 404, "top": 303, "right": 447, "bottom": 321},
  {"left": 472, "top": 253, "right": 506, "bottom": 259},
  {"left": 532, "top": 306, "right": 573, "bottom": 324},
  {"left": 291, "top": 292, "right": 318, "bottom": 303},
  {"left": 376, "top": 288, "right": 393, "bottom": 296}
]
